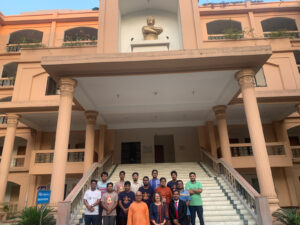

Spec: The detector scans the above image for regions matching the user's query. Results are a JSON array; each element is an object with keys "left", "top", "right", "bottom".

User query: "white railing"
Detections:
[
  {"left": 200, "top": 148, "right": 272, "bottom": 225},
  {"left": 56, "top": 152, "right": 114, "bottom": 225}
]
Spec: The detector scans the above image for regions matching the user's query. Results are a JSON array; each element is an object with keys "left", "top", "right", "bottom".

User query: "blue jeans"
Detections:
[
  {"left": 85, "top": 215, "right": 99, "bottom": 225},
  {"left": 189, "top": 206, "right": 204, "bottom": 225}
]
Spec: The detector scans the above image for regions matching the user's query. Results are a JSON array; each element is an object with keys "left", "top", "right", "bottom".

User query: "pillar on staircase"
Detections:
[
  {"left": 213, "top": 106, "right": 232, "bottom": 164},
  {"left": 98, "top": 125, "right": 107, "bottom": 162},
  {"left": 50, "top": 78, "right": 77, "bottom": 204},
  {"left": 84, "top": 111, "right": 98, "bottom": 173},
  {"left": 235, "top": 69, "right": 279, "bottom": 212},
  {"left": 0, "top": 114, "right": 20, "bottom": 203},
  {"left": 206, "top": 121, "right": 218, "bottom": 158}
]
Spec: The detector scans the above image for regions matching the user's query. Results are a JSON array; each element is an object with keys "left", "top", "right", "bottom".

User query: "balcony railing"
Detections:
[
  {"left": 6, "top": 43, "right": 44, "bottom": 52},
  {"left": 0, "top": 115, "right": 7, "bottom": 124},
  {"left": 0, "top": 155, "right": 26, "bottom": 168},
  {"left": 208, "top": 34, "right": 244, "bottom": 40},
  {"left": 62, "top": 40, "right": 97, "bottom": 47},
  {"left": 291, "top": 146, "right": 300, "bottom": 162},
  {"left": 0, "top": 78, "right": 15, "bottom": 87},
  {"left": 263, "top": 31, "right": 300, "bottom": 39},
  {"left": 34, "top": 149, "right": 85, "bottom": 163},
  {"left": 230, "top": 142, "right": 285, "bottom": 157}
]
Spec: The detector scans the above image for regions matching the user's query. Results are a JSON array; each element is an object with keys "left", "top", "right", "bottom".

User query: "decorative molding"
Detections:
[
  {"left": 85, "top": 111, "right": 98, "bottom": 125},
  {"left": 213, "top": 105, "right": 227, "bottom": 120},
  {"left": 235, "top": 69, "right": 256, "bottom": 89},
  {"left": 6, "top": 114, "right": 20, "bottom": 127},
  {"left": 59, "top": 78, "right": 77, "bottom": 97}
]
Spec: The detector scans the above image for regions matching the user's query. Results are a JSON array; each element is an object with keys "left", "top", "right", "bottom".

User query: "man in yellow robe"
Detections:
[{"left": 127, "top": 191, "right": 150, "bottom": 225}]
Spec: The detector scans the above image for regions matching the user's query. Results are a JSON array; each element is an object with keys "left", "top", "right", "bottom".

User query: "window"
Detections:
[
  {"left": 254, "top": 69, "right": 267, "bottom": 87},
  {"left": 261, "top": 17, "right": 299, "bottom": 38},
  {"left": 63, "top": 27, "right": 98, "bottom": 46},
  {"left": 1, "top": 63, "right": 17, "bottom": 87},
  {"left": 7, "top": 29, "right": 43, "bottom": 52},
  {"left": 45, "top": 77, "right": 59, "bottom": 95},
  {"left": 294, "top": 51, "right": 300, "bottom": 73},
  {"left": 206, "top": 20, "right": 243, "bottom": 40}
]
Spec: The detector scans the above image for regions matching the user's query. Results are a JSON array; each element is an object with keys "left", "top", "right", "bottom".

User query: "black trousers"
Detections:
[{"left": 98, "top": 204, "right": 103, "bottom": 225}]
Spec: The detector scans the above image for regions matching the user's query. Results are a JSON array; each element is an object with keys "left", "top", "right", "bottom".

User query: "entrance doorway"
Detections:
[
  {"left": 121, "top": 142, "right": 141, "bottom": 164},
  {"left": 154, "top": 135, "right": 175, "bottom": 163}
]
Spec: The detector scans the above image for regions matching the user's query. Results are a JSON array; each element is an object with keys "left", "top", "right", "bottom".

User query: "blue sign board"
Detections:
[{"left": 37, "top": 190, "right": 51, "bottom": 204}]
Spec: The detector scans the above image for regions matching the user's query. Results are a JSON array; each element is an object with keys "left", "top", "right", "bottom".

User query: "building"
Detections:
[{"left": 0, "top": 0, "right": 300, "bottom": 223}]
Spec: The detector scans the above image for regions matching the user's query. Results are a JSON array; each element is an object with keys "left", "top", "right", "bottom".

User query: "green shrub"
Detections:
[
  {"left": 14, "top": 206, "right": 55, "bottom": 225},
  {"left": 272, "top": 208, "right": 300, "bottom": 225}
]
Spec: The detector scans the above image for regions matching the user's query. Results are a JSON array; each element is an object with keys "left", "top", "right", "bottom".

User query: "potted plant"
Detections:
[{"left": 14, "top": 205, "right": 55, "bottom": 225}]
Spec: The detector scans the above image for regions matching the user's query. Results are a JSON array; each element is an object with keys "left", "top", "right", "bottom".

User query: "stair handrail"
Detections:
[
  {"left": 200, "top": 147, "right": 272, "bottom": 225},
  {"left": 56, "top": 152, "right": 114, "bottom": 225}
]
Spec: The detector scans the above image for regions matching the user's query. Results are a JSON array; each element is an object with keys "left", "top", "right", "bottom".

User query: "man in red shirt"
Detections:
[{"left": 155, "top": 177, "right": 172, "bottom": 207}]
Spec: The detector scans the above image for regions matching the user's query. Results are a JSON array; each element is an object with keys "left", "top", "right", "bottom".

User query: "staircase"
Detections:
[{"left": 72, "top": 162, "right": 257, "bottom": 225}]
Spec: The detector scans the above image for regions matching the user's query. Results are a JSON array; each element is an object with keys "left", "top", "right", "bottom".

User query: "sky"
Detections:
[{"left": 0, "top": 0, "right": 292, "bottom": 16}]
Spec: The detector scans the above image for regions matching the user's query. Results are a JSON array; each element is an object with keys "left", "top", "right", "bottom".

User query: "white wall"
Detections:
[
  {"left": 120, "top": 9, "right": 183, "bottom": 52},
  {"left": 114, "top": 127, "right": 200, "bottom": 163}
]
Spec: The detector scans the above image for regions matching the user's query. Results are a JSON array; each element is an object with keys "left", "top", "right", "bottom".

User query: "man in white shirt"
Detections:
[
  {"left": 84, "top": 179, "right": 102, "bottom": 225},
  {"left": 131, "top": 172, "right": 142, "bottom": 193}
]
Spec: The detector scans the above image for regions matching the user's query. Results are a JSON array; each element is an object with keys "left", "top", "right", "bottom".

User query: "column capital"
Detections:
[
  {"left": 6, "top": 114, "right": 20, "bottom": 127},
  {"left": 213, "top": 105, "right": 227, "bottom": 120},
  {"left": 59, "top": 78, "right": 77, "bottom": 97},
  {"left": 296, "top": 104, "right": 300, "bottom": 114},
  {"left": 235, "top": 68, "right": 256, "bottom": 89},
  {"left": 85, "top": 111, "right": 98, "bottom": 125}
]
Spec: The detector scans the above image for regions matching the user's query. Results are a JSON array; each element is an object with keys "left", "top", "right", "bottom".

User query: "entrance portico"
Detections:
[{"left": 39, "top": 45, "right": 281, "bottom": 206}]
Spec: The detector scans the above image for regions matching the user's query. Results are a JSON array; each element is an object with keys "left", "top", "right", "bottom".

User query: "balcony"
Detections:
[
  {"left": 62, "top": 40, "right": 97, "bottom": 47},
  {"left": 291, "top": 146, "right": 300, "bottom": 163},
  {"left": 6, "top": 43, "right": 44, "bottom": 52},
  {"left": 30, "top": 149, "right": 85, "bottom": 175},
  {"left": 230, "top": 142, "right": 292, "bottom": 168},
  {"left": 0, "top": 155, "right": 27, "bottom": 171},
  {"left": 0, "top": 78, "right": 15, "bottom": 87},
  {"left": 263, "top": 31, "right": 300, "bottom": 39},
  {"left": 208, "top": 34, "right": 244, "bottom": 40}
]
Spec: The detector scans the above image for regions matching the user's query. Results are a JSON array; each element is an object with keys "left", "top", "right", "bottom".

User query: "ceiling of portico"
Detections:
[
  {"left": 75, "top": 70, "right": 240, "bottom": 129},
  {"left": 119, "top": 0, "right": 179, "bottom": 16}
]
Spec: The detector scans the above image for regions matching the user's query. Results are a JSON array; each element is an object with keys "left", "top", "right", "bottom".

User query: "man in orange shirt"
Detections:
[
  {"left": 127, "top": 191, "right": 150, "bottom": 225},
  {"left": 155, "top": 177, "right": 172, "bottom": 206}
]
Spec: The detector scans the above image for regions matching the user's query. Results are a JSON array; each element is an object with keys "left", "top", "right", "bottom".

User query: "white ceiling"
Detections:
[
  {"left": 75, "top": 70, "right": 240, "bottom": 129},
  {"left": 119, "top": 0, "right": 179, "bottom": 16}
]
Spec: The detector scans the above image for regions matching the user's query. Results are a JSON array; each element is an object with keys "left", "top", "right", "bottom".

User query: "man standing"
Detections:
[
  {"left": 115, "top": 171, "right": 125, "bottom": 225},
  {"left": 101, "top": 182, "right": 118, "bottom": 225},
  {"left": 84, "top": 180, "right": 102, "bottom": 225},
  {"left": 169, "top": 190, "right": 189, "bottom": 225},
  {"left": 131, "top": 172, "right": 142, "bottom": 193},
  {"left": 119, "top": 181, "right": 135, "bottom": 225},
  {"left": 127, "top": 191, "right": 150, "bottom": 225},
  {"left": 98, "top": 171, "right": 109, "bottom": 225},
  {"left": 155, "top": 177, "right": 172, "bottom": 206},
  {"left": 167, "top": 171, "right": 179, "bottom": 193},
  {"left": 186, "top": 172, "right": 204, "bottom": 225},
  {"left": 177, "top": 180, "right": 191, "bottom": 223},
  {"left": 115, "top": 171, "right": 126, "bottom": 193},
  {"left": 138, "top": 176, "right": 154, "bottom": 207},
  {"left": 149, "top": 169, "right": 160, "bottom": 191}
]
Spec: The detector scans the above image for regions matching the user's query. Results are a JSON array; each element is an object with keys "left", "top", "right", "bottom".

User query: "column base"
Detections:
[{"left": 267, "top": 195, "right": 280, "bottom": 213}]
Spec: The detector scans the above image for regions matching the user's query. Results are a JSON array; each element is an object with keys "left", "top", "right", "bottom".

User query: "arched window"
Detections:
[
  {"left": 261, "top": 17, "right": 299, "bottom": 38},
  {"left": 8, "top": 29, "right": 43, "bottom": 44},
  {"left": 7, "top": 29, "right": 43, "bottom": 52},
  {"left": 0, "top": 63, "right": 17, "bottom": 87},
  {"left": 261, "top": 17, "right": 298, "bottom": 32},
  {"left": 63, "top": 27, "right": 98, "bottom": 46},
  {"left": 206, "top": 20, "right": 243, "bottom": 40}
]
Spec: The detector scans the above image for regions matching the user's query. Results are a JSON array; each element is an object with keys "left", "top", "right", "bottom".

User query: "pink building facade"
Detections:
[{"left": 0, "top": 0, "right": 300, "bottom": 221}]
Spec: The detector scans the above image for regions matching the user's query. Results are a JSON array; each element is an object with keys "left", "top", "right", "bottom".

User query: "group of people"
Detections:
[{"left": 83, "top": 169, "right": 205, "bottom": 225}]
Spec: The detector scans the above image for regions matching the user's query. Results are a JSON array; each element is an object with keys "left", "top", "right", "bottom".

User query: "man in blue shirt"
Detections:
[
  {"left": 119, "top": 181, "right": 135, "bottom": 225},
  {"left": 167, "top": 170, "right": 179, "bottom": 193},
  {"left": 177, "top": 180, "right": 191, "bottom": 223},
  {"left": 149, "top": 169, "right": 160, "bottom": 191},
  {"left": 138, "top": 176, "right": 154, "bottom": 207}
]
